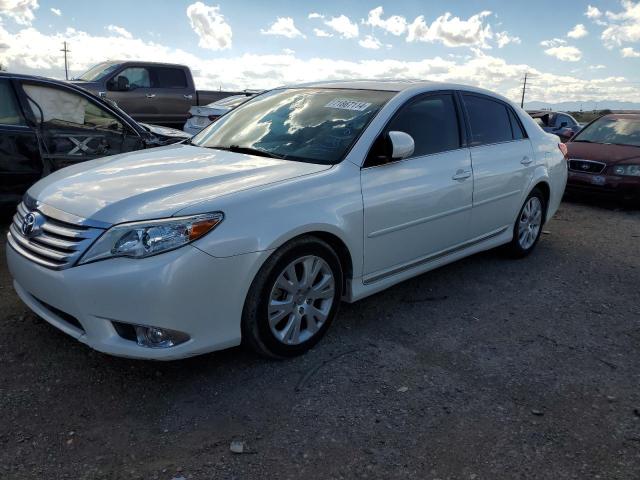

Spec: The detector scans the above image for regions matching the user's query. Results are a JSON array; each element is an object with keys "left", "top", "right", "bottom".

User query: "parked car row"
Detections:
[{"left": 183, "top": 92, "right": 258, "bottom": 136}]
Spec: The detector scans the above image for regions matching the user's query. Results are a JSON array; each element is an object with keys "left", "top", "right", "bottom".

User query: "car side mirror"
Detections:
[
  {"left": 388, "top": 131, "right": 415, "bottom": 160},
  {"left": 560, "top": 121, "right": 568, "bottom": 128}
]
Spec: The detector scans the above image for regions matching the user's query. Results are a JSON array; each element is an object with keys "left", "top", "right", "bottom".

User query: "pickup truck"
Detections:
[{"left": 70, "top": 61, "right": 240, "bottom": 128}]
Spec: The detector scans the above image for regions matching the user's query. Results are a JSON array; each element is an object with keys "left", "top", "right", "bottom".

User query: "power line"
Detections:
[{"left": 60, "top": 41, "right": 70, "bottom": 80}]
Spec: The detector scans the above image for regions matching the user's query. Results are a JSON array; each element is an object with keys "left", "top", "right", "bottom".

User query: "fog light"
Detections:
[{"left": 134, "top": 325, "right": 189, "bottom": 348}]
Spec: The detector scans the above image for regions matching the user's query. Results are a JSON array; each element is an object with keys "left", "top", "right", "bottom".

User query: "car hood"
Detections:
[
  {"left": 139, "top": 122, "right": 192, "bottom": 139},
  {"left": 566, "top": 142, "right": 640, "bottom": 165},
  {"left": 28, "top": 144, "right": 332, "bottom": 225}
]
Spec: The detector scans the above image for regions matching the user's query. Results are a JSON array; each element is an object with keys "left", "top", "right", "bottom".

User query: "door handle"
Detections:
[
  {"left": 521, "top": 156, "right": 533, "bottom": 165},
  {"left": 183, "top": 94, "right": 193, "bottom": 100},
  {"left": 146, "top": 94, "right": 156, "bottom": 99},
  {"left": 452, "top": 169, "right": 472, "bottom": 181}
]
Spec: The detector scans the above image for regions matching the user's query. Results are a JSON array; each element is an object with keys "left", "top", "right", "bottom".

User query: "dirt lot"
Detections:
[{"left": 1, "top": 198, "right": 639, "bottom": 480}]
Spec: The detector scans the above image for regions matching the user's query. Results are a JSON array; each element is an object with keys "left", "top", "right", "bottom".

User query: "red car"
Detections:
[{"left": 565, "top": 113, "right": 640, "bottom": 202}]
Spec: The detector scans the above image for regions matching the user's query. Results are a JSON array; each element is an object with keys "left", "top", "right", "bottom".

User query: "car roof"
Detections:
[{"left": 282, "top": 79, "right": 518, "bottom": 103}]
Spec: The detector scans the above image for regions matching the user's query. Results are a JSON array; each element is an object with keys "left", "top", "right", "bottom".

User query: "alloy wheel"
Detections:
[{"left": 268, "top": 255, "right": 336, "bottom": 345}]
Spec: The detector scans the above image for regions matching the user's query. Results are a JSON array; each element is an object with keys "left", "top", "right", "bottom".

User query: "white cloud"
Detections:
[
  {"left": 50, "top": 7, "right": 61, "bottom": 16},
  {"left": 282, "top": 48, "right": 295, "bottom": 55},
  {"left": 0, "top": 0, "right": 39, "bottom": 25},
  {"left": 186, "top": 2, "right": 232, "bottom": 51},
  {"left": 359, "top": 35, "right": 382, "bottom": 50},
  {"left": 2, "top": 23, "right": 640, "bottom": 105},
  {"left": 621, "top": 46, "right": 640, "bottom": 57},
  {"left": 589, "top": 64, "right": 607, "bottom": 69},
  {"left": 106, "top": 24, "right": 132, "bottom": 39},
  {"left": 324, "top": 14, "right": 359, "bottom": 39},
  {"left": 600, "top": 0, "right": 640, "bottom": 47},
  {"left": 406, "top": 11, "right": 494, "bottom": 49},
  {"left": 540, "top": 38, "right": 566, "bottom": 47},
  {"left": 308, "top": 12, "right": 323, "bottom": 19},
  {"left": 362, "top": 6, "right": 407, "bottom": 36},
  {"left": 261, "top": 17, "right": 304, "bottom": 39},
  {"left": 313, "top": 28, "right": 333, "bottom": 38},
  {"left": 567, "top": 24, "right": 588, "bottom": 39},
  {"left": 585, "top": 5, "right": 603, "bottom": 19},
  {"left": 495, "top": 31, "right": 520, "bottom": 48},
  {"left": 544, "top": 45, "right": 583, "bottom": 62}
]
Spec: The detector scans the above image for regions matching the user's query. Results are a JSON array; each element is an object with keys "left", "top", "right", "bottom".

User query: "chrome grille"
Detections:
[
  {"left": 7, "top": 202, "right": 105, "bottom": 270},
  {"left": 568, "top": 159, "right": 606, "bottom": 174}
]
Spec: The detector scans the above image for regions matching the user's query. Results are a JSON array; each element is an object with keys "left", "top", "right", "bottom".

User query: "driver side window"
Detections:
[
  {"left": 115, "top": 67, "right": 151, "bottom": 90},
  {"left": 22, "top": 83, "right": 123, "bottom": 132}
]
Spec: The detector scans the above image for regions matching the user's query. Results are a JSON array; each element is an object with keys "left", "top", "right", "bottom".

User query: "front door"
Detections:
[
  {"left": 361, "top": 92, "right": 473, "bottom": 278},
  {"left": 0, "top": 78, "right": 41, "bottom": 203},
  {"left": 19, "top": 81, "right": 143, "bottom": 172}
]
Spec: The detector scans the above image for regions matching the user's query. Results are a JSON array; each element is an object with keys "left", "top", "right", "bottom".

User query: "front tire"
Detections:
[
  {"left": 241, "top": 236, "right": 343, "bottom": 358},
  {"left": 507, "top": 188, "right": 546, "bottom": 258}
]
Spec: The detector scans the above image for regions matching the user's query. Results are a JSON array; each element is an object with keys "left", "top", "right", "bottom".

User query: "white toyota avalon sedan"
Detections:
[{"left": 7, "top": 80, "right": 567, "bottom": 360}]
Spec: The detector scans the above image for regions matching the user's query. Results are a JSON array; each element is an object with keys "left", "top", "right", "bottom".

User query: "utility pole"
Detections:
[
  {"left": 60, "top": 41, "right": 70, "bottom": 80},
  {"left": 520, "top": 72, "right": 528, "bottom": 108}
]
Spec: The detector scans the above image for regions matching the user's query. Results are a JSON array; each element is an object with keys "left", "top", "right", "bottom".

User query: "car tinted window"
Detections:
[
  {"left": 508, "top": 109, "right": 526, "bottom": 140},
  {"left": 152, "top": 67, "right": 188, "bottom": 88},
  {"left": 385, "top": 94, "right": 460, "bottom": 158},
  {"left": 463, "top": 94, "right": 513, "bottom": 146},
  {"left": 117, "top": 68, "right": 151, "bottom": 89},
  {"left": 0, "top": 79, "right": 26, "bottom": 125},
  {"left": 23, "top": 84, "right": 123, "bottom": 131}
]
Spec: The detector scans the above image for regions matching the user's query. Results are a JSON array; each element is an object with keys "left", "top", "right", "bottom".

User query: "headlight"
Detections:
[
  {"left": 613, "top": 165, "right": 640, "bottom": 176},
  {"left": 79, "top": 212, "right": 224, "bottom": 265}
]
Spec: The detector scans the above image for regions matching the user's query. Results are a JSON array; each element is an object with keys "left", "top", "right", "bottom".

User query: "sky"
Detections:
[{"left": 1, "top": 0, "right": 640, "bottom": 107}]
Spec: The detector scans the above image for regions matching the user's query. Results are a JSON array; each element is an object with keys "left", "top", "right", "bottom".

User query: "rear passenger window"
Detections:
[
  {"left": 0, "top": 79, "right": 26, "bottom": 125},
  {"left": 386, "top": 94, "right": 460, "bottom": 158},
  {"left": 463, "top": 94, "right": 513, "bottom": 146},
  {"left": 508, "top": 109, "right": 526, "bottom": 140},
  {"left": 152, "top": 68, "right": 188, "bottom": 88}
]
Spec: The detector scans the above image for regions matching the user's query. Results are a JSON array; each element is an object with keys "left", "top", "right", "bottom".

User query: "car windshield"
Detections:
[
  {"left": 76, "top": 62, "right": 120, "bottom": 81},
  {"left": 191, "top": 88, "right": 395, "bottom": 164},
  {"left": 573, "top": 116, "right": 640, "bottom": 147}
]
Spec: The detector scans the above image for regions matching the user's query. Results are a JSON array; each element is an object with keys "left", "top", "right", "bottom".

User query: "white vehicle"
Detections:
[
  {"left": 7, "top": 81, "right": 567, "bottom": 360},
  {"left": 183, "top": 94, "right": 255, "bottom": 136}
]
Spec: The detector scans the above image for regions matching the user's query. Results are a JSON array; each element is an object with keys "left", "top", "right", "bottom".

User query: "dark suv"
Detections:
[{"left": 0, "top": 72, "right": 189, "bottom": 206}]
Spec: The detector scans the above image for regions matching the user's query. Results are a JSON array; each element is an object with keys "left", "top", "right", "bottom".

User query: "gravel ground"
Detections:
[{"left": 1, "top": 197, "right": 639, "bottom": 480}]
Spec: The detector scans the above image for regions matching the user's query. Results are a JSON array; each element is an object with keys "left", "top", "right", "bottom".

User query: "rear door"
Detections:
[
  {"left": 147, "top": 66, "right": 193, "bottom": 126},
  {"left": 461, "top": 93, "right": 535, "bottom": 238},
  {"left": 20, "top": 81, "right": 143, "bottom": 172},
  {"left": 0, "top": 78, "right": 41, "bottom": 203},
  {"left": 361, "top": 92, "right": 473, "bottom": 278}
]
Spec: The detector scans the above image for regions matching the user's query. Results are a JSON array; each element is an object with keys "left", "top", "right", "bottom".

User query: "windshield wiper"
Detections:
[{"left": 206, "top": 144, "right": 285, "bottom": 159}]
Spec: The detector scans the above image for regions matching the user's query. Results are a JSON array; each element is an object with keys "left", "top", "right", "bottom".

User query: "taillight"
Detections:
[
  {"left": 558, "top": 143, "right": 568, "bottom": 159},
  {"left": 208, "top": 115, "right": 220, "bottom": 122}
]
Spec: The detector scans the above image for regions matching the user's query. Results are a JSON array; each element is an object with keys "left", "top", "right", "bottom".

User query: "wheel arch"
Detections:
[
  {"left": 530, "top": 180, "right": 551, "bottom": 222},
  {"left": 264, "top": 228, "right": 355, "bottom": 293}
]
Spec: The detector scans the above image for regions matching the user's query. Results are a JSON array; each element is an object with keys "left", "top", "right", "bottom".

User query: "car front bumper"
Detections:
[
  {"left": 7, "top": 242, "right": 268, "bottom": 360},
  {"left": 566, "top": 171, "right": 640, "bottom": 199}
]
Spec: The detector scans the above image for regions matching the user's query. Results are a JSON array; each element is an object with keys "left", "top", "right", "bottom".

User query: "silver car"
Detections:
[{"left": 183, "top": 94, "right": 255, "bottom": 135}]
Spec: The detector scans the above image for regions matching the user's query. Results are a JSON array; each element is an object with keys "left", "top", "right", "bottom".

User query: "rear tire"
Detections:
[
  {"left": 241, "top": 236, "right": 343, "bottom": 358},
  {"left": 506, "top": 188, "right": 546, "bottom": 258}
]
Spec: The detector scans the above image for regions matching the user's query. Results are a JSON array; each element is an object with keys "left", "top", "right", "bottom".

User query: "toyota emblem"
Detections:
[{"left": 21, "top": 212, "right": 43, "bottom": 237}]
